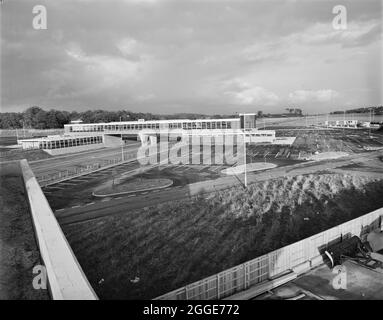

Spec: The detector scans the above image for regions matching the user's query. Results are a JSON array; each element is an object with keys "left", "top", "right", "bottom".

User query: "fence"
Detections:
[
  {"left": 155, "top": 207, "right": 383, "bottom": 300},
  {"left": 36, "top": 151, "right": 138, "bottom": 187}
]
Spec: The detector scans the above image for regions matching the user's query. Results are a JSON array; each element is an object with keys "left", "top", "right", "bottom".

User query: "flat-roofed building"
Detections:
[
  {"left": 18, "top": 135, "right": 104, "bottom": 155},
  {"left": 325, "top": 120, "right": 359, "bottom": 128},
  {"left": 64, "top": 118, "right": 241, "bottom": 134},
  {"left": 19, "top": 115, "right": 295, "bottom": 155}
]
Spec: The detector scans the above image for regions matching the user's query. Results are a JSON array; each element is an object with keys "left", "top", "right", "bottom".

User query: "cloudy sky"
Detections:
[{"left": 1, "top": 0, "right": 382, "bottom": 115}]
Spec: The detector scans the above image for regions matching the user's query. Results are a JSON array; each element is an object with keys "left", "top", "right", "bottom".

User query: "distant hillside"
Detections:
[{"left": 331, "top": 106, "right": 383, "bottom": 115}]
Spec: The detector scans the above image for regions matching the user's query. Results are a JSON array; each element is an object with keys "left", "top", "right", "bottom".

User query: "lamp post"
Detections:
[
  {"left": 244, "top": 131, "right": 247, "bottom": 188},
  {"left": 242, "top": 114, "right": 247, "bottom": 188}
]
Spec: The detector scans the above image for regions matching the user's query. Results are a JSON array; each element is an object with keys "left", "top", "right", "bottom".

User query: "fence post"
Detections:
[
  {"left": 244, "top": 263, "right": 249, "bottom": 289},
  {"left": 216, "top": 273, "right": 220, "bottom": 299},
  {"left": 185, "top": 285, "right": 189, "bottom": 300}
]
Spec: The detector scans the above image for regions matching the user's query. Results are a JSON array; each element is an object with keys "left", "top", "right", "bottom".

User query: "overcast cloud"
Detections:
[{"left": 1, "top": 0, "right": 382, "bottom": 114}]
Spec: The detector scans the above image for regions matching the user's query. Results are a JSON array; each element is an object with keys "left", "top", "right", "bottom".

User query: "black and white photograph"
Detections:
[{"left": 1, "top": 0, "right": 383, "bottom": 308}]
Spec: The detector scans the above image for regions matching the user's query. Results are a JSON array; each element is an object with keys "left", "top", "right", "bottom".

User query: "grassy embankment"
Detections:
[{"left": 63, "top": 173, "right": 383, "bottom": 299}]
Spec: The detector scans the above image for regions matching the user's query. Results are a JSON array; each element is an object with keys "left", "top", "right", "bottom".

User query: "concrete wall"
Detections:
[{"left": 20, "top": 160, "right": 97, "bottom": 300}]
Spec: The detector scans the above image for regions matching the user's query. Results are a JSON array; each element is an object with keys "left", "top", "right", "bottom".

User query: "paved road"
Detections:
[
  {"left": 56, "top": 150, "right": 383, "bottom": 225},
  {"left": 30, "top": 143, "right": 141, "bottom": 176}
]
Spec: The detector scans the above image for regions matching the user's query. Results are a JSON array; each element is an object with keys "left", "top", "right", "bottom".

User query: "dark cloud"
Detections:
[{"left": 1, "top": 0, "right": 382, "bottom": 114}]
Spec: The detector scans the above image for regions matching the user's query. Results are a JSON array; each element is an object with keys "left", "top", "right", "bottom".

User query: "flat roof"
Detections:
[
  {"left": 64, "top": 118, "right": 240, "bottom": 126},
  {"left": 18, "top": 135, "right": 101, "bottom": 142}
]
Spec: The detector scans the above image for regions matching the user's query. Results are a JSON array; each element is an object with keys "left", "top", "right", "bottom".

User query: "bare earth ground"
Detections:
[{"left": 0, "top": 162, "right": 49, "bottom": 299}]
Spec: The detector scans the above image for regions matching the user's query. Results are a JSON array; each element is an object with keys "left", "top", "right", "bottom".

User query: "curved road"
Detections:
[{"left": 56, "top": 150, "right": 383, "bottom": 225}]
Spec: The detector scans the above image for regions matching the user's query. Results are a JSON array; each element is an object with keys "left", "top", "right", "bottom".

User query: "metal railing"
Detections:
[
  {"left": 36, "top": 152, "right": 137, "bottom": 187},
  {"left": 0, "top": 128, "right": 65, "bottom": 137}
]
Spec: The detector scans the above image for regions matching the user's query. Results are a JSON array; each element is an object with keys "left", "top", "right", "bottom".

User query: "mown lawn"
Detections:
[{"left": 63, "top": 173, "right": 383, "bottom": 299}]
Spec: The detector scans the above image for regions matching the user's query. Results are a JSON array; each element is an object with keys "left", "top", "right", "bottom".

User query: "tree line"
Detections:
[
  {"left": 0, "top": 106, "right": 160, "bottom": 129},
  {"left": 0, "top": 106, "right": 307, "bottom": 129}
]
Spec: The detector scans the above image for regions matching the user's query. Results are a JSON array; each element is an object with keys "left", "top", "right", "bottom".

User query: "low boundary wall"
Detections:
[
  {"left": 155, "top": 207, "right": 383, "bottom": 300},
  {"left": 20, "top": 159, "right": 97, "bottom": 300}
]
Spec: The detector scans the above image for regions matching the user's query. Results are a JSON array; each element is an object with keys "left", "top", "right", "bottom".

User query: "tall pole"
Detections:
[
  {"left": 343, "top": 110, "right": 345, "bottom": 135},
  {"left": 244, "top": 132, "right": 247, "bottom": 188},
  {"left": 243, "top": 114, "right": 247, "bottom": 188},
  {"left": 369, "top": 109, "right": 372, "bottom": 137}
]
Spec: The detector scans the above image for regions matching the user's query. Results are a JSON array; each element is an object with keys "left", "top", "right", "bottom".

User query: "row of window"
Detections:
[
  {"left": 39, "top": 136, "right": 103, "bottom": 149},
  {"left": 168, "top": 122, "right": 233, "bottom": 130},
  {"left": 68, "top": 121, "right": 235, "bottom": 132},
  {"left": 251, "top": 133, "right": 274, "bottom": 137}
]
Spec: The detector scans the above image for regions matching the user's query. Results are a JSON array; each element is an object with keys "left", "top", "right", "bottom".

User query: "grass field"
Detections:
[{"left": 63, "top": 172, "right": 383, "bottom": 299}]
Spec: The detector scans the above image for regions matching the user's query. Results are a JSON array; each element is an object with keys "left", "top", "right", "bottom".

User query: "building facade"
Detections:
[{"left": 18, "top": 115, "right": 290, "bottom": 154}]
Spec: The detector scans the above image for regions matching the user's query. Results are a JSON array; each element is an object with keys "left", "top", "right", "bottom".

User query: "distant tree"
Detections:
[
  {"left": 35, "top": 109, "right": 48, "bottom": 129},
  {"left": 45, "top": 110, "right": 59, "bottom": 128},
  {"left": 0, "top": 112, "right": 23, "bottom": 129},
  {"left": 23, "top": 106, "right": 44, "bottom": 128},
  {"left": 294, "top": 108, "right": 303, "bottom": 116}
]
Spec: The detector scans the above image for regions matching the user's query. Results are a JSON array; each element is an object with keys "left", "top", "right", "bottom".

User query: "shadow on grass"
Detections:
[{"left": 63, "top": 178, "right": 383, "bottom": 299}]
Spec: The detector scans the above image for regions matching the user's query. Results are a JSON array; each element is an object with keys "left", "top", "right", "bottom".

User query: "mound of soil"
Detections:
[{"left": 93, "top": 178, "right": 173, "bottom": 195}]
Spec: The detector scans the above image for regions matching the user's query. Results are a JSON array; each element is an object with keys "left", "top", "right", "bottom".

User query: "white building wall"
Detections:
[{"left": 44, "top": 143, "right": 105, "bottom": 155}]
